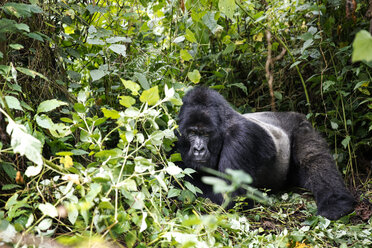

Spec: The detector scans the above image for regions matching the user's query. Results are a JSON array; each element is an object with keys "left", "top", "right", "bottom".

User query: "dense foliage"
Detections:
[{"left": 0, "top": 0, "right": 371, "bottom": 247}]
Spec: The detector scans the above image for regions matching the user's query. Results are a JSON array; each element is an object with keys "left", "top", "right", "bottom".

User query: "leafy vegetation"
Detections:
[{"left": 0, "top": 0, "right": 371, "bottom": 247}]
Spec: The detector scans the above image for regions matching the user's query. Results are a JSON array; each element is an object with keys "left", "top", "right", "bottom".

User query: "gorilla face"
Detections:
[
  {"left": 185, "top": 126, "right": 211, "bottom": 163},
  {"left": 178, "top": 110, "right": 223, "bottom": 170}
]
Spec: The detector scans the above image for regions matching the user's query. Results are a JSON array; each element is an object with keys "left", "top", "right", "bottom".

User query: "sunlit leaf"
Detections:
[
  {"left": 187, "top": 69, "right": 201, "bottom": 84},
  {"left": 121, "top": 79, "right": 141, "bottom": 95},
  {"left": 202, "top": 11, "right": 223, "bottom": 34},
  {"left": 90, "top": 69, "right": 106, "bottom": 81},
  {"left": 219, "top": 0, "right": 236, "bottom": 19},
  {"left": 352, "top": 30, "right": 372, "bottom": 62},
  {"left": 119, "top": 95, "right": 136, "bottom": 108},
  {"left": 4, "top": 96, "right": 23, "bottom": 111},
  {"left": 37, "top": 99, "right": 68, "bottom": 113},
  {"left": 102, "top": 108, "right": 120, "bottom": 119},
  {"left": 185, "top": 29, "right": 197, "bottom": 43},
  {"left": 60, "top": 155, "right": 73, "bottom": 169},
  {"left": 109, "top": 44, "right": 126, "bottom": 56},
  {"left": 140, "top": 86, "right": 159, "bottom": 106},
  {"left": 180, "top": 49, "right": 193, "bottom": 61},
  {"left": 165, "top": 163, "right": 183, "bottom": 176},
  {"left": 6, "top": 120, "right": 43, "bottom": 170},
  {"left": 39, "top": 203, "right": 58, "bottom": 218}
]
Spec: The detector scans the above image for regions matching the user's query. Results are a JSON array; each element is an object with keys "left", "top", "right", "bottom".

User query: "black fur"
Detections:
[{"left": 177, "top": 87, "right": 355, "bottom": 220}]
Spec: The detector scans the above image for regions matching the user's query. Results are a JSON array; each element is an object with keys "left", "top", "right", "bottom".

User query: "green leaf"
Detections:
[
  {"left": 167, "top": 188, "right": 181, "bottom": 198},
  {"left": 106, "top": 36, "right": 131, "bottom": 43},
  {"left": 352, "top": 30, "right": 372, "bottom": 62},
  {"left": 26, "top": 32, "right": 44, "bottom": 42},
  {"left": 14, "top": 23, "right": 30, "bottom": 32},
  {"left": 90, "top": 69, "right": 106, "bottom": 81},
  {"left": 9, "top": 44, "right": 23, "bottom": 50},
  {"left": 341, "top": 135, "right": 351, "bottom": 149},
  {"left": 222, "top": 43, "right": 235, "bottom": 55},
  {"left": 140, "top": 86, "right": 159, "bottom": 106},
  {"left": 16, "top": 67, "right": 48, "bottom": 81},
  {"left": 37, "top": 99, "right": 68, "bottom": 114},
  {"left": 165, "top": 163, "right": 183, "bottom": 175},
  {"left": 121, "top": 79, "right": 141, "bottom": 95},
  {"left": 102, "top": 108, "right": 120, "bottom": 119},
  {"left": 38, "top": 218, "right": 52, "bottom": 231},
  {"left": 180, "top": 49, "right": 193, "bottom": 61},
  {"left": 6, "top": 120, "right": 43, "bottom": 169},
  {"left": 39, "top": 203, "right": 58, "bottom": 218},
  {"left": 73, "top": 103, "right": 86, "bottom": 113},
  {"left": 119, "top": 95, "right": 136, "bottom": 108},
  {"left": 35, "top": 114, "right": 54, "bottom": 129},
  {"left": 1, "top": 3, "right": 43, "bottom": 18},
  {"left": 330, "top": 121, "right": 339, "bottom": 130},
  {"left": 134, "top": 72, "right": 150, "bottom": 90},
  {"left": 185, "top": 29, "right": 197, "bottom": 43},
  {"left": 187, "top": 69, "right": 201, "bottom": 84},
  {"left": 219, "top": 0, "right": 236, "bottom": 19},
  {"left": 4, "top": 96, "right": 23, "bottom": 111},
  {"left": 109, "top": 44, "right": 126, "bottom": 56},
  {"left": 86, "top": 183, "right": 102, "bottom": 202},
  {"left": 202, "top": 11, "right": 223, "bottom": 34}
]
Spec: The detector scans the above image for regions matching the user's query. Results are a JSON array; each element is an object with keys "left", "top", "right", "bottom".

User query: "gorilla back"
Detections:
[{"left": 177, "top": 86, "right": 354, "bottom": 220}]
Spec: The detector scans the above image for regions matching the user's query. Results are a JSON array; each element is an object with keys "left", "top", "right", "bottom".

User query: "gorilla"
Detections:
[{"left": 177, "top": 86, "right": 355, "bottom": 220}]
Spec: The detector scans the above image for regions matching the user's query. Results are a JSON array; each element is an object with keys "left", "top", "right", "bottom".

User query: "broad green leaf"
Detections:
[
  {"left": 330, "top": 121, "right": 339, "bottom": 130},
  {"left": 119, "top": 95, "right": 136, "bottom": 108},
  {"left": 16, "top": 67, "right": 48, "bottom": 81},
  {"left": 109, "top": 44, "right": 126, "bottom": 56},
  {"left": 37, "top": 99, "right": 68, "bottom": 113},
  {"left": 86, "top": 183, "right": 102, "bottom": 202},
  {"left": 185, "top": 29, "right": 197, "bottom": 43},
  {"left": 139, "top": 212, "right": 148, "bottom": 233},
  {"left": 38, "top": 218, "right": 52, "bottom": 231},
  {"left": 341, "top": 135, "right": 351, "bottom": 149},
  {"left": 9, "top": 44, "right": 23, "bottom": 50},
  {"left": 352, "top": 30, "right": 372, "bottom": 62},
  {"left": 102, "top": 108, "right": 120, "bottom": 119},
  {"left": 140, "top": 86, "right": 159, "bottom": 106},
  {"left": 219, "top": 0, "right": 236, "bottom": 19},
  {"left": 25, "top": 164, "right": 43, "bottom": 177},
  {"left": 134, "top": 72, "right": 150, "bottom": 90},
  {"left": 187, "top": 69, "right": 201, "bottom": 84},
  {"left": 26, "top": 32, "right": 43, "bottom": 41},
  {"left": 67, "top": 202, "right": 78, "bottom": 224},
  {"left": 180, "top": 49, "right": 193, "bottom": 61},
  {"left": 35, "top": 114, "right": 54, "bottom": 129},
  {"left": 165, "top": 163, "right": 183, "bottom": 176},
  {"left": 1, "top": 3, "right": 43, "bottom": 18},
  {"left": 4, "top": 96, "right": 23, "bottom": 111},
  {"left": 90, "top": 69, "right": 106, "bottom": 81},
  {"left": 39, "top": 203, "right": 58, "bottom": 218},
  {"left": 14, "top": 23, "right": 30, "bottom": 32},
  {"left": 167, "top": 188, "right": 181, "bottom": 198},
  {"left": 73, "top": 103, "right": 86, "bottom": 113},
  {"left": 106, "top": 36, "right": 131, "bottom": 43},
  {"left": 173, "top": 36, "right": 185, "bottom": 43},
  {"left": 119, "top": 179, "right": 137, "bottom": 191},
  {"left": 6, "top": 120, "right": 43, "bottom": 168},
  {"left": 202, "top": 11, "right": 223, "bottom": 34},
  {"left": 121, "top": 79, "right": 141, "bottom": 95}
]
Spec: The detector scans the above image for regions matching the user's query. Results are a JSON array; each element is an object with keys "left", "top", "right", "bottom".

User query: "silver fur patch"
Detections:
[{"left": 243, "top": 113, "right": 291, "bottom": 179}]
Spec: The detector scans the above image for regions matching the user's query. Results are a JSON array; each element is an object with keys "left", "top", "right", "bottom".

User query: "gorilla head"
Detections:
[{"left": 177, "top": 88, "right": 226, "bottom": 170}]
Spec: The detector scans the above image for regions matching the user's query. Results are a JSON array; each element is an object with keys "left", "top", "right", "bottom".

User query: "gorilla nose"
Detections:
[{"left": 193, "top": 146, "right": 205, "bottom": 156}]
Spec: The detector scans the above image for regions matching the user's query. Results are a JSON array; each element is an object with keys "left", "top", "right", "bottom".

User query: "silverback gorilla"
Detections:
[{"left": 177, "top": 86, "right": 354, "bottom": 220}]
